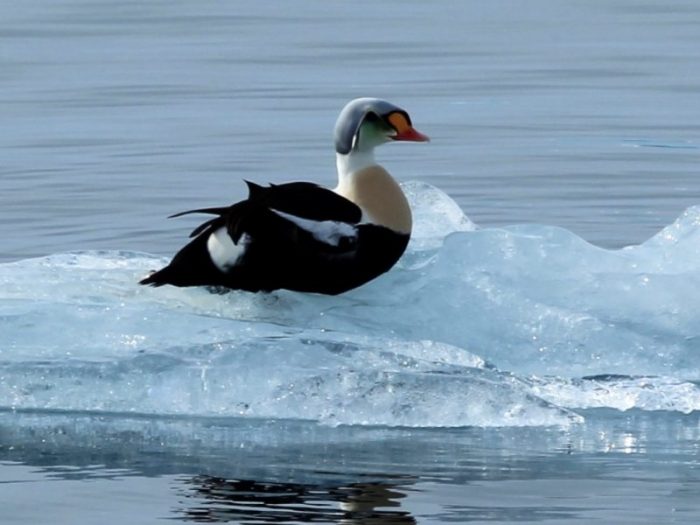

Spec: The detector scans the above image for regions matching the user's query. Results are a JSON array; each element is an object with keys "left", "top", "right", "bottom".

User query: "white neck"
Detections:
[{"left": 334, "top": 150, "right": 377, "bottom": 190}]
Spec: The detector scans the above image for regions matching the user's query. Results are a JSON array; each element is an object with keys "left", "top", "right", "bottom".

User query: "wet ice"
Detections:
[{"left": 1, "top": 182, "right": 699, "bottom": 426}]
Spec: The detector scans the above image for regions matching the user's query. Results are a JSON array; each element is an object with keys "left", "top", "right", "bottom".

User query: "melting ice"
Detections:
[{"left": 1, "top": 182, "right": 699, "bottom": 427}]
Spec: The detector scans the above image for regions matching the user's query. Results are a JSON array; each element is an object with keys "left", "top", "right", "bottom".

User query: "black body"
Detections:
[{"left": 140, "top": 182, "right": 410, "bottom": 295}]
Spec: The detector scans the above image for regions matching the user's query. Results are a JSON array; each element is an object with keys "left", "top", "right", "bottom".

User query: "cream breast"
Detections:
[{"left": 335, "top": 165, "right": 412, "bottom": 234}]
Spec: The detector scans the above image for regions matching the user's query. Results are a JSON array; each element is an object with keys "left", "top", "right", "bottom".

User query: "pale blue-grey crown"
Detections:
[{"left": 334, "top": 97, "right": 405, "bottom": 155}]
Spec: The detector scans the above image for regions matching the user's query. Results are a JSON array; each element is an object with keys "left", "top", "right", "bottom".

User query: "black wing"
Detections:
[
  {"left": 168, "top": 181, "right": 363, "bottom": 241},
  {"left": 244, "top": 181, "right": 361, "bottom": 223}
]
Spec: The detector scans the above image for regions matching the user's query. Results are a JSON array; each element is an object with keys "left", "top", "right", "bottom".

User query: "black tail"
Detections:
[
  {"left": 139, "top": 181, "right": 274, "bottom": 289},
  {"left": 139, "top": 233, "right": 225, "bottom": 287},
  {"left": 139, "top": 268, "right": 169, "bottom": 286}
]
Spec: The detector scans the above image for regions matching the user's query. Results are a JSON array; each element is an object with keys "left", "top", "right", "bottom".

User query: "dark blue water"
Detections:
[
  {"left": 2, "top": 0, "right": 699, "bottom": 262},
  {"left": 2, "top": 1, "right": 700, "bottom": 523}
]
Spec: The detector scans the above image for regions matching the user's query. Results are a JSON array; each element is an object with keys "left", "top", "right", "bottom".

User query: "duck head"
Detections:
[
  {"left": 334, "top": 98, "right": 429, "bottom": 155},
  {"left": 333, "top": 98, "right": 428, "bottom": 235}
]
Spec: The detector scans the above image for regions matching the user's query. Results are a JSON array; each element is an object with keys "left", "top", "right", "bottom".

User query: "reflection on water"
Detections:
[
  {"left": 1, "top": 409, "right": 700, "bottom": 523},
  {"left": 178, "top": 476, "right": 416, "bottom": 524}
]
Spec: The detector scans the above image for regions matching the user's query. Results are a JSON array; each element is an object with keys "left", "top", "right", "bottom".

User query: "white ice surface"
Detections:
[{"left": 1, "top": 182, "right": 699, "bottom": 426}]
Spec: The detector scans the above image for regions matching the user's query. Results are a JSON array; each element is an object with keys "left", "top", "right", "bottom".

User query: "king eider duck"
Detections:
[{"left": 139, "top": 98, "right": 429, "bottom": 295}]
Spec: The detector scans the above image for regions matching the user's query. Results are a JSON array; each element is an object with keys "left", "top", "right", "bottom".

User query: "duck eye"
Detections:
[
  {"left": 363, "top": 112, "right": 381, "bottom": 124},
  {"left": 357, "top": 112, "right": 392, "bottom": 140}
]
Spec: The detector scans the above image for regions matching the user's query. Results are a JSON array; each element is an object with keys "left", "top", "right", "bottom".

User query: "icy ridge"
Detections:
[{"left": 1, "top": 182, "right": 699, "bottom": 425}]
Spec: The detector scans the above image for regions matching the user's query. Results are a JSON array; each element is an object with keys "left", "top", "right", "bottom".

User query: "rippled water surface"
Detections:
[
  {"left": 3, "top": 410, "right": 699, "bottom": 524},
  {"left": 2, "top": 1, "right": 700, "bottom": 523}
]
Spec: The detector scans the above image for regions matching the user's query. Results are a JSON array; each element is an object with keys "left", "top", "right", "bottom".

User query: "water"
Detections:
[
  {"left": 2, "top": 410, "right": 699, "bottom": 524},
  {"left": 2, "top": 0, "right": 700, "bottom": 523}
]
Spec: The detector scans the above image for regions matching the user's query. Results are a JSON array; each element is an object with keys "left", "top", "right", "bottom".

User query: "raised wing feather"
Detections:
[{"left": 168, "top": 181, "right": 362, "bottom": 245}]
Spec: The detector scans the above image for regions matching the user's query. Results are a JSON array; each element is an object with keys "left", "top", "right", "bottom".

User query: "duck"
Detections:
[{"left": 139, "top": 97, "right": 429, "bottom": 295}]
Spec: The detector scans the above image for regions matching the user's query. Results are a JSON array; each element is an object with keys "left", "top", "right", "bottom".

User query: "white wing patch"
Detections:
[
  {"left": 207, "top": 226, "right": 248, "bottom": 272},
  {"left": 271, "top": 209, "right": 357, "bottom": 247}
]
